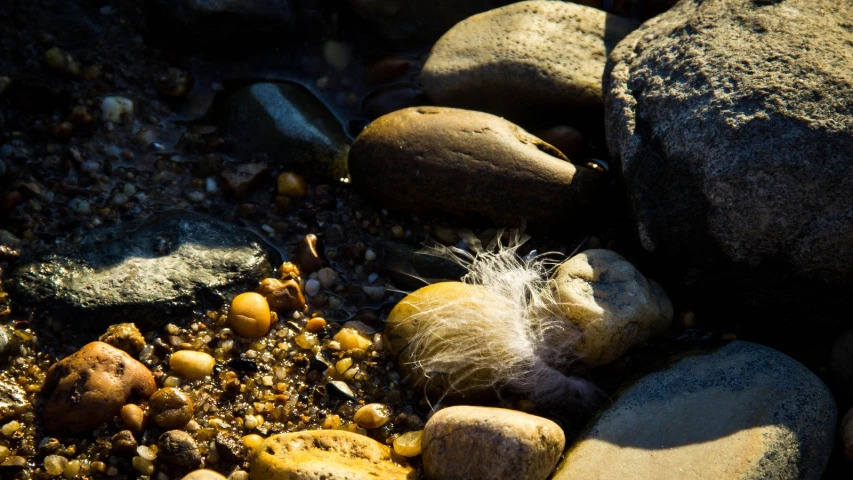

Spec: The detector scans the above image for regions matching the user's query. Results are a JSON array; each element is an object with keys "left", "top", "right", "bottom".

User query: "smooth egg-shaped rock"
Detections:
[
  {"left": 228, "top": 292, "right": 271, "bottom": 338},
  {"left": 169, "top": 350, "right": 216, "bottom": 380},
  {"left": 348, "top": 107, "right": 600, "bottom": 228}
]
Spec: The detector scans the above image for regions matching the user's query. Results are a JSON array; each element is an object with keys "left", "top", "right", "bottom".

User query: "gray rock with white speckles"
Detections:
[{"left": 554, "top": 341, "right": 836, "bottom": 480}]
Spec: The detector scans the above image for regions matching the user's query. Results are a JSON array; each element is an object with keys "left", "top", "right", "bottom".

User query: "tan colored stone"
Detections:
[
  {"left": 98, "top": 323, "right": 146, "bottom": 356},
  {"left": 420, "top": 1, "right": 636, "bottom": 121},
  {"left": 249, "top": 430, "right": 416, "bottom": 480},
  {"left": 422, "top": 406, "right": 564, "bottom": 480},
  {"left": 348, "top": 107, "right": 600, "bottom": 228},
  {"left": 42, "top": 342, "right": 156, "bottom": 434},
  {"left": 169, "top": 350, "right": 216, "bottom": 380},
  {"left": 551, "top": 249, "right": 672, "bottom": 366},
  {"left": 554, "top": 342, "right": 836, "bottom": 480},
  {"left": 182, "top": 470, "right": 227, "bottom": 480}
]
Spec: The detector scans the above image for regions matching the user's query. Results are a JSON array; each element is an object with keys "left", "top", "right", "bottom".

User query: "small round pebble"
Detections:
[
  {"left": 305, "top": 317, "right": 327, "bottom": 333},
  {"left": 393, "top": 430, "right": 424, "bottom": 457},
  {"left": 112, "top": 430, "right": 138, "bottom": 455},
  {"left": 44, "top": 455, "right": 68, "bottom": 476},
  {"left": 242, "top": 434, "right": 265, "bottom": 451},
  {"left": 170, "top": 350, "right": 216, "bottom": 380},
  {"left": 353, "top": 403, "right": 393, "bottom": 429},
  {"left": 182, "top": 469, "right": 227, "bottom": 480},
  {"left": 227, "top": 292, "right": 272, "bottom": 338},
  {"left": 304, "top": 279, "right": 321, "bottom": 297},
  {"left": 276, "top": 172, "right": 308, "bottom": 198},
  {"left": 132, "top": 456, "right": 155, "bottom": 475},
  {"left": 149, "top": 387, "right": 194, "bottom": 429}
]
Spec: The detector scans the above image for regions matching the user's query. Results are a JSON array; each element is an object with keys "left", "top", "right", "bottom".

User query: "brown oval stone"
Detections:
[
  {"left": 42, "top": 342, "right": 156, "bottom": 434},
  {"left": 348, "top": 107, "right": 600, "bottom": 228},
  {"left": 149, "top": 387, "right": 194, "bottom": 429}
]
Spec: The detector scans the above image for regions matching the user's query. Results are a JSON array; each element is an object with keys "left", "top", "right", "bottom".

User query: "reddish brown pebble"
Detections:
[
  {"left": 257, "top": 278, "right": 306, "bottom": 311},
  {"left": 305, "top": 318, "right": 327, "bottom": 333},
  {"left": 294, "top": 234, "right": 325, "bottom": 273}
]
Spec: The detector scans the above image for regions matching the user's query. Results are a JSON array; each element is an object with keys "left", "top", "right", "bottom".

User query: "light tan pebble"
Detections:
[
  {"left": 305, "top": 317, "right": 327, "bottom": 333},
  {"left": 99, "top": 322, "right": 146, "bottom": 355},
  {"left": 335, "top": 358, "right": 353, "bottom": 374},
  {"left": 250, "top": 431, "right": 415, "bottom": 480},
  {"left": 63, "top": 459, "right": 82, "bottom": 478},
  {"left": 133, "top": 456, "right": 155, "bottom": 475},
  {"left": 276, "top": 172, "right": 308, "bottom": 198},
  {"left": 227, "top": 292, "right": 272, "bottom": 338},
  {"left": 316, "top": 267, "right": 339, "bottom": 288},
  {"left": 44, "top": 455, "right": 68, "bottom": 476},
  {"left": 1, "top": 420, "right": 20, "bottom": 436},
  {"left": 393, "top": 431, "right": 423, "bottom": 457},
  {"left": 149, "top": 387, "right": 194, "bottom": 429},
  {"left": 333, "top": 328, "right": 372, "bottom": 351},
  {"left": 0, "top": 445, "right": 9, "bottom": 462},
  {"left": 354, "top": 404, "right": 393, "bottom": 429},
  {"left": 182, "top": 469, "right": 227, "bottom": 480},
  {"left": 322, "top": 414, "right": 342, "bottom": 429},
  {"left": 169, "top": 350, "right": 216, "bottom": 380},
  {"left": 101, "top": 96, "right": 134, "bottom": 122},
  {"left": 227, "top": 471, "right": 249, "bottom": 480},
  {"left": 241, "top": 434, "right": 264, "bottom": 451}
]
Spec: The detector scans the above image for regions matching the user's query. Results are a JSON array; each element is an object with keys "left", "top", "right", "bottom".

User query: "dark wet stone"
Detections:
[
  {"left": 227, "top": 358, "right": 259, "bottom": 373},
  {"left": 111, "top": 430, "right": 138, "bottom": 455},
  {"left": 159, "top": 430, "right": 201, "bottom": 467},
  {"left": 326, "top": 381, "right": 356, "bottom": 401},
  {"left": 367, "top": 236, "right": 467, "bottom": 292},
  {"left": 214, "top": 432, "right": 246, "bottom": 464},
  {"left": 223, "top": 83, "right": 349, "bottom": 179},
  {"left": 7, "top": 211, "right": 276, "bottom": 330}
]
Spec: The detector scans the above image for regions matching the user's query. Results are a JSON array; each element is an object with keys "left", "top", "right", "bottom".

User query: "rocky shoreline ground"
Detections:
[{"left": 1, "top": 0, "right": 853, "bottom": 479}]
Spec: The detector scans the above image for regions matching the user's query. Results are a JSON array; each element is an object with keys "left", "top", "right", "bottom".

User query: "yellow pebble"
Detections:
[
  {"left": 120, "top": 404, "right": 146, "bottom": 433},
  {"left": 353, "top": 403, "right": 392, "bottom": 429},
  {"left": 276, "top": 172, "right": 308, "bottom": 198},
  {"left": 321, "top": 414, "right": 342, "bottom": 429},
  {"left": 305, "top": 317, "right": 327, "bottom": 333},
  {"left": 335, "top": 358, "right": 353, "bottom": 375},
  {"left": 294, "top": 332, "right": 319, "bottom": 349},
  {"left": 242, "top": 434, "right": 265, "bottom": 451},
  {"left": 393, "top": 430, "right": 423, "bottom": 457},
  {"left": 228, "top": 292, "right": 272, "bottom": 338},
  {"left": 333, "top": 328, "right": 371, "bottom": 351},
  {"left": 169, "top": 350, "right": 216, "bottom": 380}
]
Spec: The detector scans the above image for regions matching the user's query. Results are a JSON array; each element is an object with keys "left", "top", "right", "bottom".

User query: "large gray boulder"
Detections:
[
  {"left": 554, "top": 341, "right": 836, "bottom": 480},
  {"left": 605, "top": 0, "right": 853, "bottom": 306},
  {"left": 7, "top": 211, "right": 276, "bottom": 330}
]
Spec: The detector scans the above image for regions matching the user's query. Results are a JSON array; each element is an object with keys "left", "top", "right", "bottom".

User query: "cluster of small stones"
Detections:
[{"left": 0, "top": 249, "right": 434, "bottom": 479}]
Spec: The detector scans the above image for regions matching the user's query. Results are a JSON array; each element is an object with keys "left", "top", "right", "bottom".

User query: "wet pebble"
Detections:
[
  {"left": 42, "top": 342, "right": 156, "bottom": 434},
  {"left": 99, "top": 322, "right": 146, "bottom": 356},
  {"left": 393, "top": 430, "right": 423, "bottom": 457},
  {"left": 120, "top": 404, "right": 146, "bottom": 433},
  {"left": 100, "top": 96, "right": 133, "bottom": 122},
  {"left": 159, "top": 430, "right": 201, "bottom": 467},
  {"left": 326, "top": 381, "right": 356, "bottom": 401},
  {"left": 111, "top": 430, "right": 138, "bottom": 455},
  {"left": 227, "top": 292, "right": 272, "bottom": 338},
  {"left": 169, "top": 350, "right": 216, "bottom": 380},
  {"left": 354, "top": 403, "right": 393, "bottom": 429},
  {"left": 149, "top": 387, "right": 194, "bottom": 429},
  {"left": 257, "top": 278, "right": 305, "bottom": 311}
]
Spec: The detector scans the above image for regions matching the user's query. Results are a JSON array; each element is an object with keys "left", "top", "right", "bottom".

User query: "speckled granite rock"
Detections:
[
  {"left": 554, "top": 341, "right": 836, "bottom": 480},
  {"left": 605, "top": 0, "right": 853, "bottom": 309}
]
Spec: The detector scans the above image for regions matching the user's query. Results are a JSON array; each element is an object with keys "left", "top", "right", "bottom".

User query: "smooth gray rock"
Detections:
[
  {"left": 605, "top": 0, "right": 853, "bottom": 304},
  {"left": 7, "top": 211, "right": 275, "bottom": 330},
  {"left": 224, "top": 83, "right": 349, "bottom": 180},
  {"left": 420, "top": 1, "right": 637, "bottom": 123},
  {"left": 555, "top": 341, "right": 836, "bottom": 480}
]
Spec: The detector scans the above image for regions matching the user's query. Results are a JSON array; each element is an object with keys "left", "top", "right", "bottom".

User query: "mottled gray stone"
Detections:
[
  {"left": 7, "top": 211, "right": 275, "bottom": 330},
  {"left": 605, "top": 0, "right": 853, "bottom": 304},
  {"left": 554, "top": 341, "right": 836, "bottom": 480},
  {"left": 224, "top": 83, "right": 349, "bottom": 180}
]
